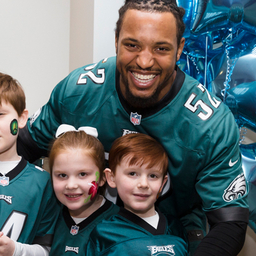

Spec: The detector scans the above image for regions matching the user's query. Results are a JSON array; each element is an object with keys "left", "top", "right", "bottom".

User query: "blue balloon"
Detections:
[
  {"left": 228, "top": 82, "right": 256, "bottom": 133},
  {"left": 176, "top": 0, "right": 194, "bottom": 38},
  {"left": 177, "top": 53, "right": 205, "bottom": 85},
  {"left": 207, "top": 34, "right": 256, "bottom": 95},
  {"left": 208, "top": 40, "right": 256, "bottom": 131},
  {"left": 177, "top": 0, "right": 256, "bottom": 35},
  {"left": 242, "top": 153, "right": 256, "bottom": 232},
  {"left": 241, "top": 144, "right": 256, "bottom": 162}
]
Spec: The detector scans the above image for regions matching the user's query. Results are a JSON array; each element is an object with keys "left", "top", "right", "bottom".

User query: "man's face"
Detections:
[{"left": 116, "top": 9, "right": 184, "bottom": 108}]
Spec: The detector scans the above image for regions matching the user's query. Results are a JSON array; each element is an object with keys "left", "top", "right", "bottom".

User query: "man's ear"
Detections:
[
  {"left": 115, "top": 36, "right": 118, "bottom": 54},
  {"left": 177, "top": 37, "right": 185, "bottom": 61},
  {"left": 104, "top": 168, "right": 117, "bottom": 188},
  {"left": 18, "top": 109, "right": 28, "bottom": 129}
]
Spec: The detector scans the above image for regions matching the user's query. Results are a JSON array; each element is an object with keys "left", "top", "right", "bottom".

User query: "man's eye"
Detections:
[
  {"left": 126, "top": 43, "right": 138, "bottom": 50},
  {"left": 157, "top": 47, "right": 168, "bottom": 51}
]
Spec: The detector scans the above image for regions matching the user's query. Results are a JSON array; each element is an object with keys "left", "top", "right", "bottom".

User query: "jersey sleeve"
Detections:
[{"left": 196, "top": 108, "right": 248, "bottom": 217}]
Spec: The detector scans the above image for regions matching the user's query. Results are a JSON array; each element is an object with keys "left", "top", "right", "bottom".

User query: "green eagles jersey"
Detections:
[
  {"left": 49, "top": 199, "right": 119, "bottom": 256},
  {"left": 0, "top": 158, "right": 60, "bottom": 245},
  {"left": 86, "top": 207, "right": 188, "bottom": 256},
  {"left": 27, "top": 56, "right": 248, "bottom": 244}
]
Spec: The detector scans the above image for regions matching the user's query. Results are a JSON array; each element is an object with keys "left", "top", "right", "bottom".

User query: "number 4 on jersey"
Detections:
[{"left": 1, "top": 211, "right": 27, "bottom": 241}]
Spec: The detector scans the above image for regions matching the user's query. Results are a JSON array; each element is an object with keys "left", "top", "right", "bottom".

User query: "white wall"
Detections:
[
  {"left": 0, "top": 0, "right": 70, "bottom": 114},
  {"left": 93, "top": 0, "right": 124, "bottom": 63},
  {"left": 69, "top": 0, "right": 94, "bottom": 72},
  {"left": 0, "top": 0, "right": 124, "bottom": 114}
]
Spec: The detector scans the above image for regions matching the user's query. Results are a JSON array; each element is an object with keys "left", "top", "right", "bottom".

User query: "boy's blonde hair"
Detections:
[{"left": 0, "top": 73, "right": 26, "bottom": 116}]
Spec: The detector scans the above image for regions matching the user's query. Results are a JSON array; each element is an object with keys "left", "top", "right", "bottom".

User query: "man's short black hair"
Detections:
[{"left": 115, "top": 0, "right": 186, "bottom": 46}]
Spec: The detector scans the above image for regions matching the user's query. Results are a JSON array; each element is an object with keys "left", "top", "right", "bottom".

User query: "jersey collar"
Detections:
[{"left": 118, "top": 207, "right": 167, "bottom": 235}]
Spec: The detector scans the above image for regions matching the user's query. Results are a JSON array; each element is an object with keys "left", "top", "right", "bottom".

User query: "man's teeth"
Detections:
[{"left": 133, "top": 72, "right": 156, "bottom": 82}]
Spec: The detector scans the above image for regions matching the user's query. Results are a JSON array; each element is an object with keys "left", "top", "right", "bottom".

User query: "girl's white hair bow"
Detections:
[{"left": 55, "top": 124, "right": 98, "bottom": 138}]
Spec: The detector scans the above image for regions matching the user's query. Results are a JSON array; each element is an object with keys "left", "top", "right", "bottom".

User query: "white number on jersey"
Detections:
[
  {"left": 77, "top": 68, "right": 105, "bottom": 85},
  {"left": 184, "top": 84, "right": 221, "bottom": 121},
  {"left": 1, "top": 211, "right": 27, "bottom": 241}
]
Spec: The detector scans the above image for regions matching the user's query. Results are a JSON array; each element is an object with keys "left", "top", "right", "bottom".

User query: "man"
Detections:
[{"left": 18, "top": 1, "right": 249, "bottom": 255}]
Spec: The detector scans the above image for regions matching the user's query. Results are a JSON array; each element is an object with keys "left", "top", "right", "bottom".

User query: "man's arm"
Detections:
[
  {"left": 194, "top": 207, "right": 249, "bottom": 256},
  {"left": 17, "top": 125, "right": 48, "bottom": 163},
  {"left": 194, "top": 221, "right": 247, "bottom": 256}
]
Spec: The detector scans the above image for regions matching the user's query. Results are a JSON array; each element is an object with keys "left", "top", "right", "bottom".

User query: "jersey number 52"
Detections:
[{"left": 184, "top": 84, "right": 221, "bottom": 121}]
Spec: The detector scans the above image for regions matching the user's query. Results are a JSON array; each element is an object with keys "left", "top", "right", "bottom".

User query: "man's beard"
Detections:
[
  {"left": 121, "top": 71, "right": 173, "bottom": 109},
  {"left": 124, "top": 83, "right": 160, "bottom": 109}
]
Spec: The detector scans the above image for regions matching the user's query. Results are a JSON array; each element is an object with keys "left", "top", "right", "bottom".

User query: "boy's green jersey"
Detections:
[
  {"left": 0, "top": 158, "right": 60, "bottom": 245},
  {"left": 86, "top": 207, "right": 188, "bottom": 256},
  {"left": 27, "top": 56, "right": 248, "bottom": 244}
]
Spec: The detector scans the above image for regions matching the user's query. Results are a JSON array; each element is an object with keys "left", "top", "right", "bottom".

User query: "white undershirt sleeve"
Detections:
[{"left": 13, "top": 241, "right": 50, "bottom": 256}]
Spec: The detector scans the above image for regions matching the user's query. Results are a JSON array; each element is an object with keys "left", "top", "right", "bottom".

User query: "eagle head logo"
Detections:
[{"left": 223, "top": 173, "right": 247, "bottom": 202}]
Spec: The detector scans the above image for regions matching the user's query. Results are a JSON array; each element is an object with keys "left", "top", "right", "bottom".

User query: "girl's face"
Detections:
[{"left": 52, "top": 148, "right": 105, "bottom": 218}]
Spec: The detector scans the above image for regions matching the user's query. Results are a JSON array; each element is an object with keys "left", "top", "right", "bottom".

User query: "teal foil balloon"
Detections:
[
  {"left": 242, "top": 154, "right": 256, "bottom": 232},
  {"left": 176, "top": 0, "right": 194, "bottom": 38},
  {"left": 177, "top": 0, "right": 256, "bottom": 35},
  {"left": 228, "top": 82, "right": 256, "bottom": 133},
  {"left": 177, "top": 52, "right": 205, "bottom": 85},
  {"left": 207, "top": 34, "right": 256, "bottom": 132}
]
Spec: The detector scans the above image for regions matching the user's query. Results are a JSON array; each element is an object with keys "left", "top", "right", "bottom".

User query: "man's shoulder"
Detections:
[
  {"left": 24, "top": 161, "right": 51, "bottom": 182},
  {"left": 57, "top": 56, "right": 117, "bottom": 99},
  {"left": 177, "top": 72, "right": 233, "bottom": 124},
  {"left": 68, "top": 56, "right": 117, "bottom": 84}
]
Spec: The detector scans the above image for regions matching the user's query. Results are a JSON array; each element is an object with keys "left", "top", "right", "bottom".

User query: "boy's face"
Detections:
[
  {"left": 106, "top": 156, "right": 167, "bottom": 218},
  {"left": 0, "top": 101, "right": 27, "bottom": 161}
]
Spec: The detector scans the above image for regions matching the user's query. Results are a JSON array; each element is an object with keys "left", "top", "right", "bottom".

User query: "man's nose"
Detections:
[{"left": 136, "top": 48, "right": 154, "bottom": 69}]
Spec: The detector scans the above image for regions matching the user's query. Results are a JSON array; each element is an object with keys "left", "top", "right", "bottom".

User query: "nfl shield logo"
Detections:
[
  {"left": 70, "top": 225, "right": 79, "bottom": 235},
  {"left": 130, "top": 112, "right": 142, "bottom": 125},
  {"left": 0, "top": 176, "right": 9, "bottom": 186}
]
